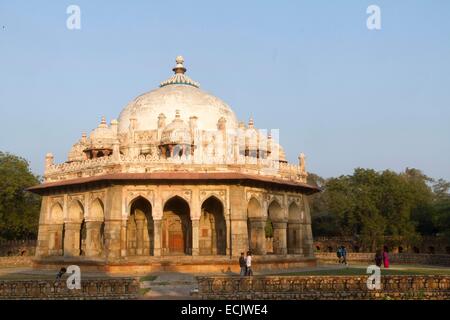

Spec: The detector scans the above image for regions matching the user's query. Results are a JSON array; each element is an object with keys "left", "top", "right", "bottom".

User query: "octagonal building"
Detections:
[{"left": 29, "top": 56, "right": 320, "bottom": 272}]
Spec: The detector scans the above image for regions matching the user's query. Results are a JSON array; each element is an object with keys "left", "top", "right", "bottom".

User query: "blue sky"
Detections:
[{"left": 1, "top": 1, "right": 449, "bottom": 180}]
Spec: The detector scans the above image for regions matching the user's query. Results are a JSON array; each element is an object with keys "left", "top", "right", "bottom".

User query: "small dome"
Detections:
[
  {"left": 245, "top": 118, "right": 268, "bottom": 151},
  {"left": 278, "top": 144, "right": 287, "bottom": 162},
  {"left": 160, "top": 111, "right": 192, "bottom": 145},
  {"left": 89, "top": 117, "right": 116, "bottom": 148},
  {"left": 68, "top": 142, "right": 85, "bottom": 162}
]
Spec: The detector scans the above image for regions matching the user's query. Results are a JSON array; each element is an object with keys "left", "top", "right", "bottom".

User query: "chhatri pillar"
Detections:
[
  {"left": 63, "top": 222, "right": 81, "bottom": 257},
  {"left": 272, "top": 221, "right": 288, "bottom": 255},
  {"left": 191, "top": 219, "right": 200, "bottom": 256},
  {"left": 248, "top": 217, "right": 266, "bottom": 255},
  {"left": 85, "top": 220, "right": 103, "bottom": 257}
]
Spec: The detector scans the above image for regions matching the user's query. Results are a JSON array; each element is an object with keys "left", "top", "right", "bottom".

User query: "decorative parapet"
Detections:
[{"left": 44, "top": 154, "right": 308, "bottom": 184}]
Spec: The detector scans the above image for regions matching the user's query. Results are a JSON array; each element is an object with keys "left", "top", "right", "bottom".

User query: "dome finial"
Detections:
[
  {"left": 160, "top": 55, "right": 200, "bottom": 88},
  {"left": 173, "top": 55, "right": 186, "bottom": 74}
]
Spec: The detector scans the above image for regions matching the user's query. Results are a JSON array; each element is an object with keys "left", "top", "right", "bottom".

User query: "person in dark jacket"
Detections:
[
  {"left": 341, "top": 246, "right": 348, "bottom": 266},
  {"left": 375, "top": 250, "right": 383, "bottom": 267},
  {"left": 239, "top": 252, "right": 247, "bottom": 276},
  {"left": 55, "top": 267, "right": 67, "bottom": 280}
]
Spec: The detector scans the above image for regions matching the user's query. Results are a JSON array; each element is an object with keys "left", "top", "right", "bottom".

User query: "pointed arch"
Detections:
[
  {"left": 247, "top": 197, "right": 265, "bottom": 255},
  {"left": 287, "top": 202, "right": 302, "bottom": 254},
  {"left": 89, "top": 198, "right": 104, "bottom": 221},
  {"left": 199, "top": 196, "right": 226, "bottom": 255},
  {"left": 247, "top": 197, "right": 262, "bottom": 219},
  {"left": 68, "top": 200, "right": 84, "bottom": 222},
  {"left": 162, "top": 196, "right": 192, "bottom": 255},
  {"left": 268, "top": 200, "right": 283, "bottom": 221},
  {"left": 49, "top": 202, "right": 64, "bottom": 224},
  {"left": 127, "top": 196, "right": 153, "bottom": 256}
]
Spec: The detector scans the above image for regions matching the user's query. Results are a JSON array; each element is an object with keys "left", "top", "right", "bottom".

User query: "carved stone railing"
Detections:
[
  {"left": 195, "top": 275, "right": 450, "bottom": 300},
  {"left": 44, "top": 154, "right": 308, "bottom": 184}
]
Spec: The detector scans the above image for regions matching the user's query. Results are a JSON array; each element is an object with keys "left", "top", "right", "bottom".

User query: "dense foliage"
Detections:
[
  {"left": 308, "top": 168, "right": 450, "bottom": 251},
  {"left": 0, "top": 152, "right": 41, "bottom": 240}
]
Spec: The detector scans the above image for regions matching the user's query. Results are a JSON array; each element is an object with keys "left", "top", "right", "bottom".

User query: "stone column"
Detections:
[
  {"left": 120, "top": 220, "right": 127, "bottom": 257},
  {"left": 192, "top": 219, "right": 200, "bottom": 256},
  {"left": 135, "top": 217, "right": 145, "bottom": 256},
  {"left": 288, "top": 222, "right": 302, "bottom": 254},
  {"left": 225, "top": 215, "right": 231, "bottom": 256},
  {"left": 249, "top": 217, "right": 266, "bottom": 255},
  {"left": 64, "top": 222, "right": 81, "bottom": 257},
  {"left": 85, "top": 221, "right": 103, "bottom": 257},
  {"left": 272, "top": 221, "right": 287, "bottom": 255},
  {"left": 153, "top": 219, "right": 162, "bottom": 257},
  {"left": 36, "top": 224, "right": 49, "bottom": 257},
  {"left": 104, "top": 220, "right": 122, "bottom": 260},
  {"left": 47, "top": 224, "right": 64, "bottom": 256},
  {"left": 303, "top": 223, "right": 314, "bottom": 257},
  {"left": 104, "top": 186, "right": 123, "bottom": 260}
]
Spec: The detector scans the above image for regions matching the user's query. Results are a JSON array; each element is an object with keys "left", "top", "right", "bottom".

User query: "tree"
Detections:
[
  {"left": 0, "top": 151, "right": 41, "bottom": 240},
  {"left": 432, "top": 179, "right": 450, "bottom": 240},
  {"left": 308, "top": 167, "right": 439, "bottom": 250}
]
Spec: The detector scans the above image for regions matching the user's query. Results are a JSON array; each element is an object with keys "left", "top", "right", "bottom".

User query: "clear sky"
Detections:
[{"left": 1, "top": 0, "right": 449, "bottom": 180}]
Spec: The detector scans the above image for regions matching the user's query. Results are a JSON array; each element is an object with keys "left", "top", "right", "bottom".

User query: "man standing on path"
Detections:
[
  {"left": 246, "top": 251, "right": 253, "bottom": 276},
  {"left": 239, "top": 252, "right": 247, "bottom": 276},
  {"left": 341, "top": 246, "right": 348, "bottom": 266}
]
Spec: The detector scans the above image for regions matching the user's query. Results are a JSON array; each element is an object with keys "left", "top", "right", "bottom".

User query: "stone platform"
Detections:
[{"left": 32, "top": 255, "right": 317, "bottom": 274}]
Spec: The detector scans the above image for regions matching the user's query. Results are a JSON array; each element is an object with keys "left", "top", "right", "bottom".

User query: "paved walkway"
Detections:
[{"left": 139, "top": 264, "right": 348, "bottom": 300}]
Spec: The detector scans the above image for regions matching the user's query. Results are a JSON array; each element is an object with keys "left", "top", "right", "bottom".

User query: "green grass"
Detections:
[
  {"left": 139, "top": 275, "right": 157, "bottom": 282},
  {"left": 139, "top": 288, "right": 151, "bottom": 295},
  {"left": 280, "top": 267, "right": 450, "bottom": 276}
]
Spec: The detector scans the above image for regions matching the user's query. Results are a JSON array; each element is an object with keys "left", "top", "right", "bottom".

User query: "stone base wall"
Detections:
[
  {"left": 0, "top": 278, "right": 139, "bottom": 299},
  {"left": 33, "top": 255, "right": 317, "bottom": 274},
  {"left": 316, "top": 252, "right": 450, "bottom": 267},
  {"left": 196, "top": 275, "right": 450, "bottom": 300},
  {"left": 0, "top": 256, "right": 34, "bottom": 267},
  {"left": 314, "top": 236, "right": 450, "bottom": 254},
  {"left": 0, "top": 240, "right": 36, "bottom": 256}
]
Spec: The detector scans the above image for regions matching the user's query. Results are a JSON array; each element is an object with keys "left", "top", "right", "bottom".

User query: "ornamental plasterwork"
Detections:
[
  {"left": 126, "top": 188, "right": 155, "bottom": 207},
  {"left": 266, "top": 194, "right": 284, "bottom": 207},
  {"left": 68, "top": 193, "right": 86, "bottom": 207},
  {"left": 90, "top": 190, "right": 106, "bottom": 204},
  {"left": 161, "top": 189, "right": 192, "bottom": 206},
  {"left": 49, "top": 196, "right": 64, "bottom": 208},
  {"left": 199, "top": 189, "right": 227, "bottom": 206},
  {"left": 245, "top": 189, "right": 264, "bottom": 205},
  {"left": 287, "top": 196, "right": 302, "bottom": 208}
]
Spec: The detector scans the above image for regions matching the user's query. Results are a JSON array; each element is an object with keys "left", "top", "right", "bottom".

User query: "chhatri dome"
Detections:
[
  {"left": 28, "top": 56, "right": 319, "bottom": 273},
  {"left": 118, "top": 56, "right": 239, "bottom": 134}
]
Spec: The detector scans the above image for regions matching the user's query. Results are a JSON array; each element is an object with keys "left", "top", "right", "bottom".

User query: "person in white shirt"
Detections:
[{"left": 245, "top": 251, "right": 253, "bottom": 276}]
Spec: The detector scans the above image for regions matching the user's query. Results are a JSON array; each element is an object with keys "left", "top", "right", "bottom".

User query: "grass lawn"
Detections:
[
  {"left": 280, "top": 266, "right": 450, "bottom": 276},
  {"left": 139, "top": 275, "right": 158, "bottom": 282}
]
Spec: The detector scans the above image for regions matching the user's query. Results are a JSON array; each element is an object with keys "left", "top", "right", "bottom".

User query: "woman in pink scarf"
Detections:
[{"left": 383, "top": 246, "right": 390, "bottom": 268}]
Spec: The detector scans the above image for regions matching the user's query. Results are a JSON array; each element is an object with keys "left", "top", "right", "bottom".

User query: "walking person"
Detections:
[
  {"left": 245, "top": 251, "right": 253, "bottom": 276},
  {"left": 55, "top": 267, "right": 66, "bottom": 280},
  {"left": 383, "top": 246, "right": 390, "bottom": 268},
  {"left": 341, "top": 246, "right": 348, "bottom": 266},
  {"left": 239, "top": 252, "right": 247, "bottom": 276},
  {"left": 336, "top": 246, "right": 342, "bottom": 264},
  {"left": 375, "top": 250, "right": 383, "bottom": 267}
]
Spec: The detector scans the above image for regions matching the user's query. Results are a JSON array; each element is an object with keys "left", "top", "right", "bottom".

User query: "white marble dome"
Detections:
[{"left": 118, "top": 56, "right": 238, "bottom": 134}]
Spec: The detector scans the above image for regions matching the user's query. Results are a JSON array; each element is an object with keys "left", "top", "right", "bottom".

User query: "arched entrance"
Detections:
[
  {"left": 287, "top": 202, "right": 302, "bottom": 254},
  {"left": 127, "top": 197, "right": 153, "bottom": 256},
  {"left": 64, "top": 200, "right": 84, "bottom": 257},
  {"left": 268, "top": 200, "right": 287, "bottom": 255},
  {"left": 199, "top": 196, "right": 226, "bottom": 255},
  {"left": 162, "top": 196, "right": 192, "bottom": 255},
  {"left": 48, "top": 203, "right": 64, "bottom": 256},
  {"left": 247, "top": 197, "right": 265, "bottom": 255}
]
